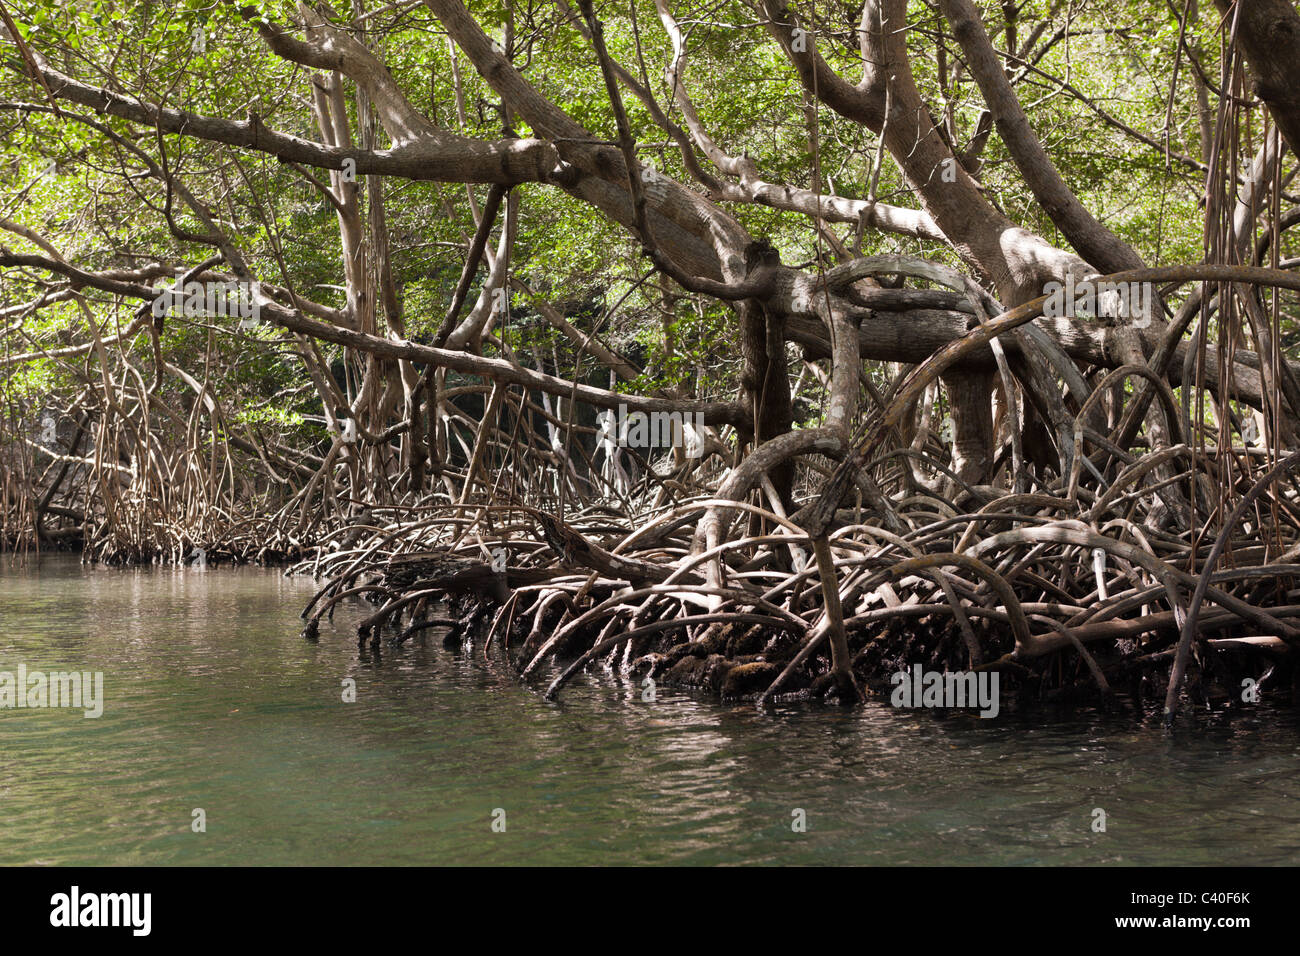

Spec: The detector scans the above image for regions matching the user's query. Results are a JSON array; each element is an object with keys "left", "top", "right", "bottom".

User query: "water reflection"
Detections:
[{"left": 1, "top": 555, "right": 1298, "bottom": 865}]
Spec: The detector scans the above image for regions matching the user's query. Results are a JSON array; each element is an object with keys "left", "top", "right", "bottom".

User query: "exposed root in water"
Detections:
[{"left": 289, "top": 472, "right": 1300, "bottom": 720}]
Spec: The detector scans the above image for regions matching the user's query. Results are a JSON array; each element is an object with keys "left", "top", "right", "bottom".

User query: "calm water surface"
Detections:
[{"left": 1, "top": 556, "right": 1298, "bottom": 865}]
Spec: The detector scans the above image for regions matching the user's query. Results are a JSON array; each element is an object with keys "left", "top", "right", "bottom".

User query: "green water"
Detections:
[{"left": 1, "top": 556, "right": 1298, "bottom": 865}]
